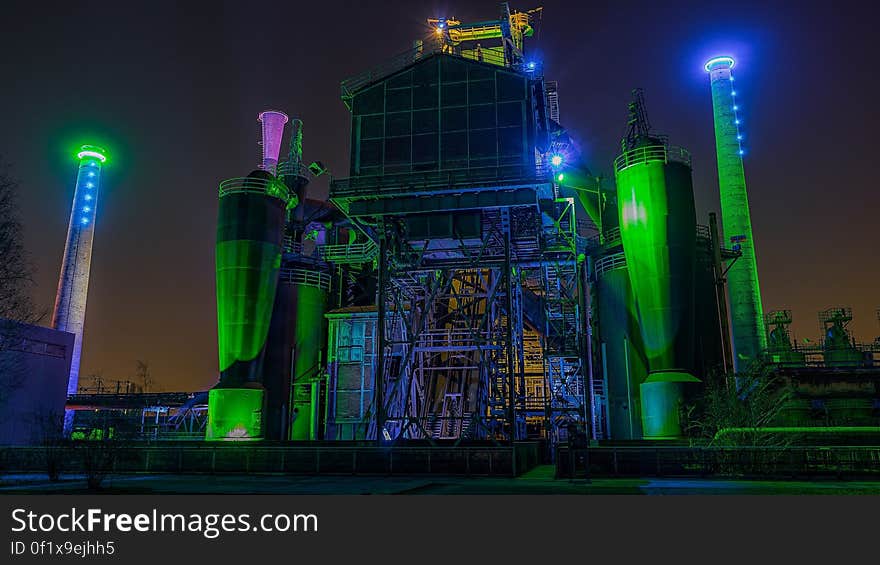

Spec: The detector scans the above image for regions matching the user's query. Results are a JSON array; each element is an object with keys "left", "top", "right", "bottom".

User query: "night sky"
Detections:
[{"left": 2, "top": 1, "right": 877, "bottom": 392}]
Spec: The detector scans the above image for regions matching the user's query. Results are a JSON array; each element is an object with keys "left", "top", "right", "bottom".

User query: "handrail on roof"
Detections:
[{"left": 340, "top": 38, "right": 528, "bottom": 108}]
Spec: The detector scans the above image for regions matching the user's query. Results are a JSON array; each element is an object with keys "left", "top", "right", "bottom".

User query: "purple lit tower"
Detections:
[
  {"left": 258, "top": 110, "right": 289, "bottom": 173},
  {"left": 52, "top": 145, "right": 107, "bottom": 432}
]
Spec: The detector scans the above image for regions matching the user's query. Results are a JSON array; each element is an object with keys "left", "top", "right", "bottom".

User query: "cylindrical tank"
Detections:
[
  {"left": 594, "top": 250, "right": 648, "bottom": 440},
  {"left": 289, "top": 272, "right": 329, "bottom": 440},
  {"left": 614, "top": 143, "right": 700, "bottom": 439},
  {"left": 207, "top": 169, "right": 291, "bottom": 441},
  {"left": 265, "top": 268, "right": 330, "bottom": 440}
]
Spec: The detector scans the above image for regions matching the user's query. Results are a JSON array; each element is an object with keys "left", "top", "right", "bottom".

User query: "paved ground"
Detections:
[{"left": 3, "top": 466, "right": 880, "bottom": 494}]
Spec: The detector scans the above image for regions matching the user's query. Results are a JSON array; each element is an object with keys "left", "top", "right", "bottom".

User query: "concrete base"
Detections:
[
  {"left": 640, "top": 371, "right": 700, "bottom": 440},
  {"left": 206, "top": 387, "right": 265, "bottom": 441}
]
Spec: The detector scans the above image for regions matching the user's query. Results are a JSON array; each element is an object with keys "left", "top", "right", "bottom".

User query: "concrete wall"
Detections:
[{"left": 0, "top": 319, "right": 74, "bottom": 445}]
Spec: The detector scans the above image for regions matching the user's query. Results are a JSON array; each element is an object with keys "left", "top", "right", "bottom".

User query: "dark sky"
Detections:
[{"left": 2, "top": 0, "right": 878, "bottom": 391}]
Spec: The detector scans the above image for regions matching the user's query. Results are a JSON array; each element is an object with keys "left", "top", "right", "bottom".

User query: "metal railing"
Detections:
[
  {"left": 0, "top": 443, "right": 540, "bottom": 477},
  {"left": 218, "top": 177, "right": 291, "bottom": 203},
  {"left": 278, "top": 268, "right": 331, "bottom": 291},
  {"left": 340, "top": 37, "right": 524, "bottom": 105},
  {"left": 276, "top": 160, "right": 308, "bottom": 179},
  {"left": 613, "top": 144, "right": 692, "bottom": 173},
  {"left": 557, "top": 445, "right": 880, "bottom": 479},
  {"left": 282, "top": 237, "right": 304, "bottom": 255},
  {"left": 594, "top": 252, "right": 626, "bottom": 277},
  {"left": 331, "top": 165, "right": 550, "bottom": 199},
  {"left": 586, "top": 224, "right": 710, "bottom": 250},
  {"left": 318, "top": 241, "right": 378, "bottom": 264}
]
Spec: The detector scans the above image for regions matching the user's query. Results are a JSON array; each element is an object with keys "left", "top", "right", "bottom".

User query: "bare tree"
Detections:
[
  {"left": 135, "top": 360, "right": 152, "bottom": 392},
  {"left": 0, "top": 157, "right": 44, "bottom": 410},
  {"left": 686, "top": 363, "right": 796, "bottom": 447},
  {"left": 31, "top": 409, "right": 66, "bottom": 481},
  {"left": 0, "top": 158, "right": 39, "bottom": 324}
]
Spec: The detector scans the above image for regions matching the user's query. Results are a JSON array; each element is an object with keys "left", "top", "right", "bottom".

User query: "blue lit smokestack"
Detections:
[{"left": 52, "top": 144, "right": 107, "bottom": 433}]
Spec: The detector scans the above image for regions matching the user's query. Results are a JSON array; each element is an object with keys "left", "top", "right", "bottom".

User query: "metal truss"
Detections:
[
  {"left": 371, "top": 207, "right": 529, "bottom": 443},
  {"left": 361, "top": 197, "right": 592, "bottom": 444}
]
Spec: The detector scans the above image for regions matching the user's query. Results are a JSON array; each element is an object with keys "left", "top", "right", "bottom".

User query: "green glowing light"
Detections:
[
  {"left": 616, "top": 156, "right": 695, "bottom": 369},
  {"left": 206, "top": 388, "right": 265, "bottom": 440},
  {"left": 76, "top": 145, "right": 107, "bottom": 163},
  {"left": 615, "top": 146, "right": 699, "bottom": 440},
  {"left": 216, "top": 240, "right": 282, "bottom": 372},
  {"left": 641, "top": 372, "right": 700, "bottom": 439},
  {"left": 557, "top": 173, "right": 565, "bottom": 182},
  {"left": 288, "top": 283, "right": 328, "bottom": 441}
]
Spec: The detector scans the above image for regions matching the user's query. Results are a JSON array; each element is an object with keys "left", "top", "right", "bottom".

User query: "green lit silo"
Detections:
[
  {"left": 281, "top": 269, "right": 330, "bottom": 440},
  {"left": 264, "top": 265, "right": 329, "bottom": 441},
  {"left": 207, "top": 169, "right": 292, "bottom": 440},
  {"left": 614, "top": 142, "right": 699, "bottom": 439},
  {"left": 594, "top": 250, "right": 649, "bottom": 439}
]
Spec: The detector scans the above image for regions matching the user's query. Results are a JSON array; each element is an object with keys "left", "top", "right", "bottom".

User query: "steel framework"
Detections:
[{"left": 332, "top": 197, "right": 592, "bottom": 444}]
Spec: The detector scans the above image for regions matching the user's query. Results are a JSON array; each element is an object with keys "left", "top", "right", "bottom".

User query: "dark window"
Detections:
[
  {"left": 360, "top": 115, "right": 384, "bottom": 139},
  {"left": 412, "top": 133, "right": 439, "bottom": 165},
  {"left": 497, "top": 72, "right": 525, "bottom": 102},
  {"left": 498, "top": 101, "right": 524, "bottom": 127},
  {"left": 441, "top": 108, "right": 467, "bottom": 132},
  {"left": 386, "top": 112, "right": 411, "bottom": 136},
  {"left": 469, "top": 129, "right": 497, "bottom": 159},
  {"left": 468, "top": 80, "right": 495, "bottom": 104},
  {"left": 350, "top": 57, "right": 534, "bottom": 179},
  {"left": 441, "top": 83, "right": 467, "bottom": 106},
  {"left": 412, "top": 57, "right": 438, "bottom": 85},
  {"left": 413, "top": 84, "right": 438, "bottom": 109},
  {"left": 384, "top": 137, "right": 411, "bottom": 164},
  {"left": 468, "top": 65, "right": 495, "bottom": 81},
  {"left": 441, "top": 57, "right": 468, "bottom": 82},
  {"left": 441, "top": 132, "right": 468, "bottom": 166},
  {"left": 385, "top": 88, "right": 411, "bottom": 112},
  {"left": 499, "top": 126, "right": 524, "bottom": 158},
  {"left": 469, "top": 104, "right": 496, "bottom": 129},
  {"left": 353, "top": 84, "right": 384, "bottom": 115},
  {"left": 388, "top": 70, "right": 412, "bottom": 89},
  {"left": 413, "top": 109, "right": 438, "bottom": 134},
  {"left": 359, "top": 139, "right": 382, "bottom": 168}
]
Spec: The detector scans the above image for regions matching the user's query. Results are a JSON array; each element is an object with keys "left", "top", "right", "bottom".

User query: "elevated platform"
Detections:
[
  {"left": 66, "top": 392, "right": 202, "bottom": 410},
  {"left": 331, "top": 169, "right": 553, "bottom": 217}
]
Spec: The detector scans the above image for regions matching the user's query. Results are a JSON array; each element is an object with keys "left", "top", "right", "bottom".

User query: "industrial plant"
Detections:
[{"left": 3, "top": 4, "right": 879, "bottom": 479}]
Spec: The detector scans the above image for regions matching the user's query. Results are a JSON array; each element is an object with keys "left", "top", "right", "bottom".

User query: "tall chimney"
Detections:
[
  {"left": 705, "top": 56, "right": 766, "bottom": 369},
  {"left": 53, "top": 144, "right": 108, "bottom": 434}
]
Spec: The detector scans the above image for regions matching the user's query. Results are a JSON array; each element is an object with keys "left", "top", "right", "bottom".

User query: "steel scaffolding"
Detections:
[{"left": 324, "top": 198, "right": 592, "bottom": 444}]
